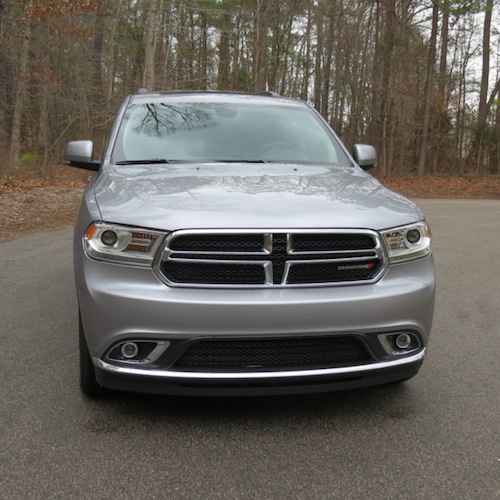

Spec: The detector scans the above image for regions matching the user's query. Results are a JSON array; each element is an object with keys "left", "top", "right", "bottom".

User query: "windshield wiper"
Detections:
[
  {"left": 115, "top": 158, "right": 274, "bottom": 165},
  {"left": 115, "top": 159, "right": 174, "bottom": 165}
]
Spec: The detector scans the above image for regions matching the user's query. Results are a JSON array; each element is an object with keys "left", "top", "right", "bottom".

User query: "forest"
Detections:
[{"left": 0, "top": 0, "right": 499, "bottom": 177}]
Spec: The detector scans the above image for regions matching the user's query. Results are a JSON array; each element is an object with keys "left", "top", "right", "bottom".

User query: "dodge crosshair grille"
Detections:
[{"left": 156, "top": 230, "right": 386, "bottom": 287}]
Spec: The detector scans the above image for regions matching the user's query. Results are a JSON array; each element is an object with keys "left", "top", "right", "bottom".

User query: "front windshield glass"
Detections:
[{"left": 111, "top": 101, "right": 351, "bottom": 166}]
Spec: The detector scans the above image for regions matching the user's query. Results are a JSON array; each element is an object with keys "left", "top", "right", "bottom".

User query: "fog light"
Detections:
[
  {"left": 121, "top": 342, "right": 139, "bottom": 359},
  {"left": 378, "top": 332, "right": 421, "bottom": 355},
  {"left": 395, "top": 333, "right": 412, "bottom": 349}
]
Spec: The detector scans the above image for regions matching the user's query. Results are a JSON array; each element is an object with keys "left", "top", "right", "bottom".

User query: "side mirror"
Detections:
[
  {"left": 63, "top": 140, "right": 100, "bottom": 171},
  {"left": 352, "top": 144, "right": 377, "bottom": 170}
]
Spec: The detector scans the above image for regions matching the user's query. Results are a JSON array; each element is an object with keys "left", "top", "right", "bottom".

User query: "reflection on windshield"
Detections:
[
  {"left": 112, "top": 102, "right": 350, "bottom": 166},
  {"left": 137, "top": 103, "right": 216, "bottom": 137}
]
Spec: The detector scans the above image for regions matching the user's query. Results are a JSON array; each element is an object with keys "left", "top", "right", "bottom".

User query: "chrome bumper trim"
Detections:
[{"left": 93, "top": 349, "right": 425, "bottom": 380}]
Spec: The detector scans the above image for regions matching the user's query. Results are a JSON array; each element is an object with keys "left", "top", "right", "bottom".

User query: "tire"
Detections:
[{"left": 79, "top": 313, "right": 106, "bottom": 398}]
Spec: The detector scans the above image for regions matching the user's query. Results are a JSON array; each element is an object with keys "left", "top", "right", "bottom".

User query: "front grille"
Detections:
[
  {"left": 287, "top": 260, "right": 380, "bottom": 284},
  {"left": 172, "top": 336, "right": 373, "bottom": 372},
  {"left": 292, "top": 233, "right": 375, "bottom": 251},
  {"left": 158, "top": 230, "right": 385, "bottom": 287},
  {"left": 169, "top": 234, "right": 264, "bottom": 253},
  {"left": 163, "top": 262, "right": 266, "bottom": 285}
]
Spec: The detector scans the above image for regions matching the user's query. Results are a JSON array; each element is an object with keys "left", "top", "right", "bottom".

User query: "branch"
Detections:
[{"left": 486, "top": 77, "right": 500, "bottom": 114}]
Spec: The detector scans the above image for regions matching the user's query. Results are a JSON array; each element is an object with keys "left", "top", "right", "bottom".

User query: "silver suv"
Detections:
[{"left": 65, "top": 91, "right": 435, "bottom": 397}]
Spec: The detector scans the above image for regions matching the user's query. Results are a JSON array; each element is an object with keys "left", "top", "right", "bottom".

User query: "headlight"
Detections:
[
  {"left": 381, "top": 222, "right": 431, "bottom": 264},
  {"left": 84, "top": 222, "right": 166, "bottom": 265}
]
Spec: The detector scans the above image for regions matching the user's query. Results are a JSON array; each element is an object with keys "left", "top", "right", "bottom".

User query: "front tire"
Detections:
[{"left": 79, "top": 313, "right": 105, "bottom": 397}]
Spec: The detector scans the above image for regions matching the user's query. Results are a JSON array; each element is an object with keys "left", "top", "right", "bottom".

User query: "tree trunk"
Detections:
[
  {"left": 9, "top": 0, "right": 33, "bottom": 169},
  {"left": 92, "top": 9, "right": 104, "bottom": 94},
  {"left": 477, "top": 0, "right": 493, "bottom": 126},
  {"left": 37, "top": 55, "right": 51, "bottom": 174},
  {"left": 376, "top": 0, "right": 396, "bottom": 175},
  {"left": 174, "top": 2, "right": 186, "bottom": 89},
  {"left": 493, "top": 87, "right": 500, "bottom": 174},
  {"left": 217, "top": 13, "right": 231, "bottom": 89},
  {"left": 321, "top": 3, "right": 336, "bottom": 119},
  {"left": 106, "top": 1, "right": 121, "bottom": 117},
  {"left": 252, "top": 0, "right": 269, "bottom": 91},
  {"left": 300, "top": 6, "right": 313, "bottom": 101},
  {"left": 438, "top": 0, "right": 449, "bottom": 101},
  {"left": 313, "top": 9, "right": 323, "bottom": 112},
  {"left": 466, "top": 0, "right": 494, "bottom": 172},
  {"left": 416, "top": 1, "right": 439, "bottom": 177},
  {"left": 199, "top": 9, "right": 208, "bottom": 90},
  {"left": 143, "top": 0, "right": 158, "bottom": 90}
]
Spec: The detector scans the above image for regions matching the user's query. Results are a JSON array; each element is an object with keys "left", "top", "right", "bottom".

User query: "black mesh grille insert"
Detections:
[
  {"left": 172, "top": 336, "right": 373, "bottom": 372},
  {"left": 292, "top": 234, "right": 375, "bottom": 251},
  {"left": 162, "top": 262, "right": 266, "bottom": 285},
  {"left": 288, "top": 260, "right": 380, "bottom": 284},
  {"left": 169, "top": 234, "right": 264, "bottom": 252}
]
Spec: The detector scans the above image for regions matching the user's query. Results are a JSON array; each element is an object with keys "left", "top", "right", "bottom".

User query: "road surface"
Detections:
[{"left": 0, "top": 199, "right": 499, "bottom": 499}]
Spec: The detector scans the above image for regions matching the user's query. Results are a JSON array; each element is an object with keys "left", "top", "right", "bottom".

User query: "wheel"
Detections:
[{"left": 79, "top": 313, "right": 106, "bottom": 397}]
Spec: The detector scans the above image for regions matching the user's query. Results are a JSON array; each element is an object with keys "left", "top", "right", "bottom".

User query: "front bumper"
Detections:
[
  {"left": 76, "top": 253, "right": 435, "bottom": 395},
  {"left": 94, "top": 351, "right": 425, "bottom": 396}
]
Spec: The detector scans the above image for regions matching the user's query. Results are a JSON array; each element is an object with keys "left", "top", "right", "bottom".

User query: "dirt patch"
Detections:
[
  {"left": 1, "top": 173, "right": 499, "bottom": 243},
  {"left": 0, "top": 172, "right": 87, "bottom": 243},
  {"left": 381, "top": 175, "right": 500, "bottom": 199},
  {"left": 0, "top": 185, "right": 85, "bottom": 243}
]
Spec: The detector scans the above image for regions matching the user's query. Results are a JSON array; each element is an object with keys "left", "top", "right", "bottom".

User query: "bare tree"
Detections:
[
  {"left": 9, "top": 0, "right": 33, "bottom": 169},
  {"left": 417, "top": 1, "right": 439, "bottom": 177},
  {"left": 1, "top": 0, "right": 499, "bottom": 178},
  {"left": 143, "top": 0, "right": 159, "bottom": 90}
]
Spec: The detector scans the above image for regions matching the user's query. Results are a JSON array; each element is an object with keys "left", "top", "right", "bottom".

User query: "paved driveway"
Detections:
[{"left": 0, "top": 200, "right": 499, "bottom": 499}]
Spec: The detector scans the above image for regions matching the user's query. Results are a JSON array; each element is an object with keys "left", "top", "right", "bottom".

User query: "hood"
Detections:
[{"left": 92, "top": 163, "right": 421, "bottom": 231}]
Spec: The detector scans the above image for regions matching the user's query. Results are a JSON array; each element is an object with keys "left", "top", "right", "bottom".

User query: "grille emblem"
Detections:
[{"left": 337, "top": 263, "right": 375, "bottom": 271}]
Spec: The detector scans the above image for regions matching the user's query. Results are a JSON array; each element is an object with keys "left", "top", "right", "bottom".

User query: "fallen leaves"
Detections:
[
  {"left": 380, "top": 175, "right": 500, "bottom": 199},
  {"left": 0, "top": 174, "right": 499, "bottom": 243}
]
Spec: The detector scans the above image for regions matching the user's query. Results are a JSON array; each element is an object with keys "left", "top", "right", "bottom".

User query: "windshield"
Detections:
[{"left": 111, "top": 101, "right": 351, "bottom": 166}]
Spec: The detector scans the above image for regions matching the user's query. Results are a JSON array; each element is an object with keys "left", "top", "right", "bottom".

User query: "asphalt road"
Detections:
[{"left": 1, "top": 199, "right": 499, "bottom": 499}]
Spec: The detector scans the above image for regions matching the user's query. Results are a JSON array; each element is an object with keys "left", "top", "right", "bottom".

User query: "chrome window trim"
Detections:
[{"left": 153, "top": 228, "right": 389, "bottom": 289}]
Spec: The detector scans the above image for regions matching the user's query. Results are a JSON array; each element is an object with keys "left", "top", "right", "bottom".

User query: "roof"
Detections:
[{"left": 128, "top": 90, "right": 305, "bottom": 108}]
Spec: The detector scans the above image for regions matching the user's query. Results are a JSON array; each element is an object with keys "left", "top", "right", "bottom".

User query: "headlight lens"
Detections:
[
  {"left": 84, "top": 222, "right": 166, "bottom": 265},
  {"left": 381, "top": 222, "right": 431, "bottom": 264}
]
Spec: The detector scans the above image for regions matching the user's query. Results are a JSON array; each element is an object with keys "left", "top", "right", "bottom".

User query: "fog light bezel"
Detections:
[{"left": 105, "top": 340, "right": 170, "bottom": 365}]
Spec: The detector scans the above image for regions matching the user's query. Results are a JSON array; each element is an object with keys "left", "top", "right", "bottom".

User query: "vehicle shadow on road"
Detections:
[{"left": 80, "top": 382, "right": 419, "bottom": 436}]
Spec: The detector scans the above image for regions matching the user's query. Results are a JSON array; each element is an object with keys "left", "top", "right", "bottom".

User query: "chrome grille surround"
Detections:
[{"left": 154, "top": 229, "right": 388, "bottom": 288}]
